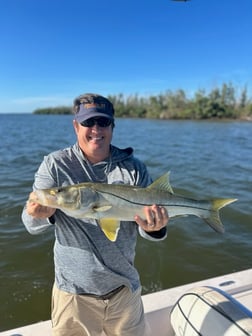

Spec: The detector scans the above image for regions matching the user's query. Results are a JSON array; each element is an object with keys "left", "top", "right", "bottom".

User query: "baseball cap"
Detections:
[{"left": 73, "top": 93, "right": 114, "bottom": 123}]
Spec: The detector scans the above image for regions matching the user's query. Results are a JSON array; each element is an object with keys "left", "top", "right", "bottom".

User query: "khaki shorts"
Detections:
[{"left": 51, "top": 284, "right": 150, "bottom": 336}]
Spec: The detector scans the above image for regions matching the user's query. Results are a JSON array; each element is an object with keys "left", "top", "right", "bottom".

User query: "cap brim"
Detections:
[{"left": 75, "top": 111, "right": 114, "bottom": 123}]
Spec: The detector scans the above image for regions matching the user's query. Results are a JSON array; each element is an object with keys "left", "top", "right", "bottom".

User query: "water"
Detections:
[{"left": 0, "top": 114, "right": 251, "bottom": 331}]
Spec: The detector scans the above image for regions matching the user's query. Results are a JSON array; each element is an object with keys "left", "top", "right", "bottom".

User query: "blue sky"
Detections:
[{"left": 0, "top": 0, "right": 251, "bottom": 113}]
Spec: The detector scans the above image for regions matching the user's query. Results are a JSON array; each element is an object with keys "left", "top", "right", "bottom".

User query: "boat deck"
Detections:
[
  {"left": 144, "top": 268, "right": 252, "bottom": 336},
  {"left": 1, "top": 268, "right": 252, "bottom": 336}
]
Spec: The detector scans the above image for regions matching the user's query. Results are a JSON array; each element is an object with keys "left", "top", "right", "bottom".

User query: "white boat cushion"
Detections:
[{"left": 170, "top": 286, "right": 252, "bottom": 336}]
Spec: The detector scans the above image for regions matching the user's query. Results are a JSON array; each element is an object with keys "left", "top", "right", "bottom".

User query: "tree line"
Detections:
[{"left": 33, "top": 83, "right": 252, "bottom": 120}]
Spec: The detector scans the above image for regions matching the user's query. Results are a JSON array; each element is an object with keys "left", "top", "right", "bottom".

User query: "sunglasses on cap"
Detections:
[{"left": 80, "top": 117, "right": 113, "bottom": 128}]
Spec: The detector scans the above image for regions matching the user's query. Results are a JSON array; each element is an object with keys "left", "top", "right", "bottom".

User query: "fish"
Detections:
[{"left": 32, "top": 172, "right": 237, "bottom": 242}]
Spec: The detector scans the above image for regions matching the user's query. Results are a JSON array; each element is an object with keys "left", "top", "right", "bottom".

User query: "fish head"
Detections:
[{"left": 34, "top": 185, "right": 81, "bottom": 210}]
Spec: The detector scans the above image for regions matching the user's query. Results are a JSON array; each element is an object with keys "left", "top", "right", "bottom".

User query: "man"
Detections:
[{"left": 22, "top": 93, "right": 169, "bottom": 336}]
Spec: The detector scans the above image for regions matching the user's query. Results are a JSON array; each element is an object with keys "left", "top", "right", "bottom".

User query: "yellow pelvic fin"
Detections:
[
  {"left": 98, "top": 218, "right": 121, "bottom": 242},
  {"left": 147, "top": 172, "right": 174, "bottom": 194}
]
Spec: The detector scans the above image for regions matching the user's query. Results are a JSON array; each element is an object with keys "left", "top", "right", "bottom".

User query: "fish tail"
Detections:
[{"left": 203, "top": 198, "right": 237, "bottom": 233}]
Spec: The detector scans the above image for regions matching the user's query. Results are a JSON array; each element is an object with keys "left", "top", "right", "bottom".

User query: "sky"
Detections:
[{"left": 0, "top": 0, "right": 251, "bottom": 113}]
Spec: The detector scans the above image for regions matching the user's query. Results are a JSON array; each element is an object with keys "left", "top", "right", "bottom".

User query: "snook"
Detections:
[{"left": 33, "top": 173, "right": 237, "bottom": 242}]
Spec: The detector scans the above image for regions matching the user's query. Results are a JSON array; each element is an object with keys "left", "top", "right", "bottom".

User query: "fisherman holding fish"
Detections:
[{"left": 22, "top": 93, "right": 169, "bottom": 336}]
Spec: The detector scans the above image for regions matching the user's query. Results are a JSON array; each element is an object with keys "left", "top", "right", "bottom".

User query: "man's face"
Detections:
[{"left": 73, "top": 117, "right": 113, "bottom": 163}]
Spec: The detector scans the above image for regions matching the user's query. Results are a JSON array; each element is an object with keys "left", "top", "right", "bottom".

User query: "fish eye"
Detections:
[{"left": 50, "top": 188, "right": 63, "bottom": 195}]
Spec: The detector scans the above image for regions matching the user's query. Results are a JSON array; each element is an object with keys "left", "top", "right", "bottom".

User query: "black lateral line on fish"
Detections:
[{"left": 96, "top": 190, "right": 210, "bottom": 211}]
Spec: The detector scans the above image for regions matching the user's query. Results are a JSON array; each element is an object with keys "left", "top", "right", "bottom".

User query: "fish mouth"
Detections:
[{"left": 34, "top": 190, "right": 58, "bottom": 207}]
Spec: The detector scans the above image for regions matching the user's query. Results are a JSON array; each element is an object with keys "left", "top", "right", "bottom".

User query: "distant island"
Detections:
[{"left": 33, "top": 83, "right": 252, "bottom": 120}]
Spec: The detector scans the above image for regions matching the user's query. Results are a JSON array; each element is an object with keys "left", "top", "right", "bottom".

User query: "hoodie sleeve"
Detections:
[
  {"left": 21, "top": 209, "right": 54, "bottom": 235},
  {"left": 138, "top": 226, "right": 167, "bottom": 241},
  {"left": 21, "top": 156, "right": 57, "bottom": 235}
]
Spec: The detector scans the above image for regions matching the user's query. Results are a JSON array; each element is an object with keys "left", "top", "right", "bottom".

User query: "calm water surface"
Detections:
[{"left": 0, "top": 114, "right": 251, "bottom": 330}]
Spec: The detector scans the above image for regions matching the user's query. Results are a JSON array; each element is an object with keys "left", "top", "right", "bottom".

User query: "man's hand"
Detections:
[
  {"left": 134, "top": 205, "right": 169, "bottom": 232},
  {"left": 26, "top": 191, "right": 56, "bottom": 219}
]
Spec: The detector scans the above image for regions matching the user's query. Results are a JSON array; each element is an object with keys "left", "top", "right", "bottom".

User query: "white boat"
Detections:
[{"left": 1, "top": 268, "right": 252, "bottom": 336}]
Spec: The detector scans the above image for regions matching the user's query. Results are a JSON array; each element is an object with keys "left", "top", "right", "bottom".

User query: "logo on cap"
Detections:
[{"left": 82, "top": 103, "right": 106, "bottom": 109}]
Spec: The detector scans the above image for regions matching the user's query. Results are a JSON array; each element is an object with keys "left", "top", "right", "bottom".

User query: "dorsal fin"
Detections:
[{"left": 147, "top": 172, "right": 174, "bottom": 194}]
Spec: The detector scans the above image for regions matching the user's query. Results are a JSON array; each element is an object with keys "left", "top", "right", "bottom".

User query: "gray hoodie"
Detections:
[{"left": 22, "top": 143, "right": 167, "bottom": 295}]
